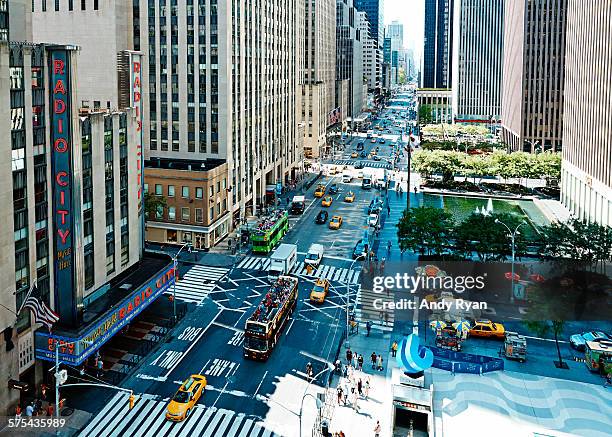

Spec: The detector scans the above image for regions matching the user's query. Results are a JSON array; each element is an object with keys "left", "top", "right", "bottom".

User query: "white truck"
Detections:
[
  {"left": 362, "top": 173, "right": 372, "bottom": 190},
  {"left": 342, "top": 171, "right": 353, "bottom": 183},
  {"left": 268, "top": 243, "right": 298, "bottom": 281},
  {"left": 304, "top": 244, "right": 324, "bottom": 268}
]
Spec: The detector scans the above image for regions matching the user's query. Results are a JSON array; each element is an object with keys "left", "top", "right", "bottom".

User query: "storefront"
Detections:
[{"left": 146, "top": 211, "right": 231, "bottom": 250}]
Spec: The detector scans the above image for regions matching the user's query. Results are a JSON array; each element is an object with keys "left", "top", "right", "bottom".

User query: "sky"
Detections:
[{"left": 383, "top": 0, "right": 424, "bottom": 61}]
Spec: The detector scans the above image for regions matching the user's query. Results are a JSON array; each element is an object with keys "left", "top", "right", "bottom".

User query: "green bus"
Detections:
[{"left": 251, "top": 210, "right": 289, "bottom": 254}]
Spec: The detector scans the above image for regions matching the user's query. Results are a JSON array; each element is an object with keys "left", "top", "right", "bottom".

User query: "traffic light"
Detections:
[{"left": 129, "top": 393, "right": 135, "bottom": 410}]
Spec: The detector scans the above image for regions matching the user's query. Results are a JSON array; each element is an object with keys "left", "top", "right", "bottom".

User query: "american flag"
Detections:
[{"left": 22, "top": 281, "right": 59, "bottom": 331}]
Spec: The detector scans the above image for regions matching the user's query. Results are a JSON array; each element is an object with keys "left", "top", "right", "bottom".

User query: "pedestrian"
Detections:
[
  {"left": 97, "top": 358, "right": 104, "bottom": 378},
  {"left": 15, "top": 405, "right": 21, "bottom": 417},
  {"left": 352, "top": 352, "right": 358, "bottom": 369},
  {"left": 366, "top": 321, "right": 372, "bottom": 337},
  {"left": 414, "top": 186, "right": 418, "bottom": 195},
  {"left": 352, "top": 391, "right": 360, "bottom": 412},
  {"left": 337, "top": 386, "right": 344, "bottom": 405},
  {"left": 370, "top": 351, "right": 377, "bottom": 369},
  {"left": 364, "top": 377, "right": 371, "bottom": 399},
  {"left": 377, "top": 354, "right": 384, "bottom": 371},
  {"left": 25, "top": 403, "right": 34, "bottom": 417},
  {"left": 392, "top": 340, "right": 398, "bottom": 357},
  {"left": 357, "top": 378, "right": 363, "bottom": 396},
  {"left": 346, "top": 348, "right": 353, "bottom": 365},
  {"left": 380, "top": 257, "right": 386, "bottom": 272},
  {"left": 358, "top": 354, "right": 364, "bottom": 371},
  {"left": 374, "top": 420, "right": 382, "bottom": 437},
  {"left": 387, "top": 240, "right": 392, "bottom": 254},
  {"left": 387, "top": 204, "right": 391, "bottom": 214}
]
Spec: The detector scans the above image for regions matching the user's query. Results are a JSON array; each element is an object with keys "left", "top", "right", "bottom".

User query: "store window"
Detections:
[{"left": 168, "top": 185, "right": 175, "bottom": 197}]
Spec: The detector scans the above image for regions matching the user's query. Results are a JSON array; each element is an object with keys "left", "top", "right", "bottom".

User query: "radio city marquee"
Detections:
[
  {"left": 34, "top": 265, "right": 176, "bottom": 365},
  {"left": 49, "top": 48, "right": 77, "bottom": 324},
  {"left": 130, "top": 53, "right": 143, "bottom": 213}
]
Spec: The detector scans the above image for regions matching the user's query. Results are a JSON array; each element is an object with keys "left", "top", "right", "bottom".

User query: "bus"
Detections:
[
  {"left": 250, "top": 210, "right": 289, "bottom": 254},
  {"left": 243, "top": 276, "right": 299, "bottom": 360}
]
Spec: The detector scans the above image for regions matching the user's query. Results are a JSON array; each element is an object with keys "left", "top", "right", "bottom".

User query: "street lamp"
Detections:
[
  {"left": 171, "top": 242, "right": 192, "bottom": 321},
  {"left": 346, "top": 254, "right": 366, "bottom": 346},
  {"left": 495, "top": 219, "right": 526, "bottom": 304},
  {"left": 297, "top": 353, "right": 334, "bottom": 437},
  {"left": 53, "top": 339, "right": 92, "bottom": 421}
]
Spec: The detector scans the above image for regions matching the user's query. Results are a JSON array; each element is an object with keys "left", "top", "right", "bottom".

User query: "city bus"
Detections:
[
  {"left": 250, "top": 210, "right": 289, "bottom": 254},
  {"left": 243, "top": 275, "right": 299, "bottom": 360}
]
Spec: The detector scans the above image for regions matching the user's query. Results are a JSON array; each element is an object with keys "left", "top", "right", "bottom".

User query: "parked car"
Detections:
[
  {"left": 315, "top": 210, "right": 329, "bottom": 224},
  {"left": 569, "top": 331, "right": 612, "bottom": 351}
]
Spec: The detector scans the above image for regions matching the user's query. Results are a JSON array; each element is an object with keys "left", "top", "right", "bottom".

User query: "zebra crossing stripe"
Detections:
[
  {"left": 172, "top": 407, "right": 212, "bottom": 437},
  {"left": 213, "top": 412, "right": 235, "bottom": 436},
  {"left": 237, "top": 419, "right": 254, "bottom": 437},
  {"left": 164, "top": 265, "right": 228, "bottom": 304},
  {"left": 200, "top": 409, "right": 226, "bottom": 437}
]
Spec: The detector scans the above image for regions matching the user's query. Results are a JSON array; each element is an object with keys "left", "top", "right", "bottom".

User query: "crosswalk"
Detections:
[
  {"left": 165, "top": 265, "right": 228, "bottom": 304},
  {"left": 354, "top": 288, "right": 394, "bottom": 331},
  {"left": 331, "top": 159, "right": 390, "bottom": 168},
  {"left": 236, "top": 256, "right": 360, "bottom": 285},
  {"left": 80, "top": 392, "right": 280, "bottom": 437}
]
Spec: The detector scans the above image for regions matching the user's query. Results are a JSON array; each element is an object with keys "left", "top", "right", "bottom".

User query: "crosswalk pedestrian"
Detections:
[
  {"left": 236, "top": 256, "right": 361, "bottom": 285},
  {"left": 164, "top": 265, "right": 228, "bottom": 304},
  {"left": 354, "top": 287, "right": 394, "bottom": 331},
  {"left": 80, "top": 392, "right": 279, "bottom": 437},
  {"left": 332, "top": 160, "right": 389, "bottom": 169}
]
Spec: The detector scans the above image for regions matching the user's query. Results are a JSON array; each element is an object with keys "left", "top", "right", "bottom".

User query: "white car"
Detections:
[{"left": 368, "top": 213, "right": 379, "bottom": 227}]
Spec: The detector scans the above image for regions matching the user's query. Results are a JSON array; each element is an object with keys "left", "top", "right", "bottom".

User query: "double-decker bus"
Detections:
[
  {"left": 250, "top": 210, "right": 289, "bottom": 254},
  {"left": 243, "top": 275, "right": 298, "bottom": 360}
]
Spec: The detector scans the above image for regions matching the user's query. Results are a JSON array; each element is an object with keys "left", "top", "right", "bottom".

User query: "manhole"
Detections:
[{"left": 61, "top": 407, "right": 74, "bottom": 416}]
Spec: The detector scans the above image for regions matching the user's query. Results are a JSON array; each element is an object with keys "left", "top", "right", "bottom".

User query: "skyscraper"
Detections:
[
  {"left": 336, "top": 0, "right": 365, "bottom": 119},
  {"left": 358, "top": 10, "right": 379, "bottom": 90},
  {"left": 302, "top": 0, "right": 337, "bottom": 159},
  {"left": 560, "top": 0, "right": 612, "bottom": 226},
  {"left": 501, "top": 0, "right": 568, "bottom": 152},
  {"left": 387, "top": 20, "right": 403, "bottom": 47},
  {"left": 451, "top": 0, "right": 504, "bottom": 123},
  {"left": 354, "top": 0, "right": 384, "bottom": 48},
  {"left": 422, "top": 0, "right": 454, "bottom": 89}
]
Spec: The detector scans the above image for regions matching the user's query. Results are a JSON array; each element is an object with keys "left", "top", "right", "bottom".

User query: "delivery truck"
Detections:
[{"left": 268, "top": 244, "right": 298, "bottom": 281}]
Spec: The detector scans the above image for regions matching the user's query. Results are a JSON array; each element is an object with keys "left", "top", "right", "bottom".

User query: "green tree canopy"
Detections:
[
  {"left": 396, "top": 206, "right": 454, "bottom": 256},
  {"left": 144, "top": 192, "right": 167, "bottom": 218}
]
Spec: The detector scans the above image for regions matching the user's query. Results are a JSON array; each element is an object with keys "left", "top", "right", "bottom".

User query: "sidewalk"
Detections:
[{"left": 327, "top": 329, "right": 397, "bottom": 437}]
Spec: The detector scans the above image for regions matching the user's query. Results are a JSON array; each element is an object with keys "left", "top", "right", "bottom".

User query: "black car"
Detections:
[
  {"left": 356, "top": 143, "right": 364, "bottom": 151},
  {"left": 360, "top": 151, "right": 367, "bottom": 158},
  {"left": 329, "top": 184, "right": 338, "bottom": 194},
  {"left": 373, "top": 155, "right": 381, "bottom": 161},
  {"left": 315, "top": 210, "right": 329, "bottom": 224},
  {"left": 354, "top": 162, "right": 364, "bottom": 169}
]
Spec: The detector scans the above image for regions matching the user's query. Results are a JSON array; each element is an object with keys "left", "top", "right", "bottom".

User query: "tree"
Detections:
[
  {"left": 144, "top": 192, "right": 167, "bottom": 218},
  {"left": 524, "top": 320, "right": 567, "bottom": 369},
  {"left": 396, "top": 207, "right": 454, "bottom": 256},
  {"left": 452, "top": 212, "right": 528, "bottom": 262},
  {"left": 418, "top": 104, "right": 433, "bottom": 125}
]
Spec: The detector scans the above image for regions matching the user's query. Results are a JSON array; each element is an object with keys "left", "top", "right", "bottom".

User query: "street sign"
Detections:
[{"left": 56, "top": 369, "right": 68, "bottom": 385}]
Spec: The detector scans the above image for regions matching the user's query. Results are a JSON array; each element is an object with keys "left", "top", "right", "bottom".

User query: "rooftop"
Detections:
[{"left": 145, "top": 157, "right": 226, "bottom": 172}]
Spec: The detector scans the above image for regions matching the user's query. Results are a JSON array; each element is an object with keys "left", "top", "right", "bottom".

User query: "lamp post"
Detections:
[
  {"left": 297, "top": 354, "right": 334, "bottom": 437},
  {"left": 54, "top": 339, "right": 92, "bottom": 421},
  {"left": 171, "top": 242, "right": 192, "bottom": 321},
  {"left": 495, "top": 219, "right": 526, "bottom": 304},
  {"left": 346, "top": 254, "right": 365, "bottom": 346}
]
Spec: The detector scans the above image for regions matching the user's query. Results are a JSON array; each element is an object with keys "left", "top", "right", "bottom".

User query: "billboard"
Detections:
[
  {"left": 35, "top": 264, "right": 176, "bottom": 365},
  {"left": 48, "top": 48, "right": 76, "bottom": 325}
]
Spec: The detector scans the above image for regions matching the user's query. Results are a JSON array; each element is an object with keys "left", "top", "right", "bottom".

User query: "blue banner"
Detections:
[{"left": 431, "top": 346, "right": 504, "bottom": 374}]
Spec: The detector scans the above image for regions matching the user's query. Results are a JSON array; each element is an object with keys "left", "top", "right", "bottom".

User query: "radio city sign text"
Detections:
[{"left": 52, "top": 56, "right": 73, "bottom": 272}]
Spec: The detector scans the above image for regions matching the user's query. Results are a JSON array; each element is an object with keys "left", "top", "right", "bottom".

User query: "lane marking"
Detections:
[{"left": 253, "top": 371, "right": 268, "bottom": 399}]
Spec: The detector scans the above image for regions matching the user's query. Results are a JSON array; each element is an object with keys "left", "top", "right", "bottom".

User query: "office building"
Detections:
[
  {"left": 417, "top": 89, "right": 452, "bottom": 124},
  {"left": 0, "top": 39, "right": 159, "bottom": 415},
  {"left": 358, "top": 10, "right": 380, "bottom": 90},
  {"left": 500, "top": 0, "right": 567, "bottom": 152},
  {"left": 451, "top": 0, "right": 504, "bottom": 123},
  {"left": 387, "top": 20, "right": 403, "bottom": 46},
  {"left": 354, "top": 0, "right": 384, "bottom": 48},
  {"left": 336, "top": 0, "right": 366, "bottom": 121},
  {"left": 32, "top": 0, "right": 134, "bottom": 109},
  {"left": 560, "top": 0, "right": 612, "bottom": 226},
  {"left": 302, "top": 0, "right": 337, "bottom": 159},
  {"left": 143, "top": 0, "right": 304, "bottom": 237},
  {"left": 422, "top": 0, "right": 454, "bottom": 89}
]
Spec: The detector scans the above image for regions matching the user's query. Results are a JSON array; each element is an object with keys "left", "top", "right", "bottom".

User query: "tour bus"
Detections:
[
  {"left": 250, "top": 210, "right": 289, "bottom": 254},
  {"left": 243, "top": 276, "right": 299, "bottom": 360}
]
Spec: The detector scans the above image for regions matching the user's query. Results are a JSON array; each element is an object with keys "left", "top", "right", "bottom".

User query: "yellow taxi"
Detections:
[
  {"left": 310, "top": 279, "right": 330, "bottom": 303},
  {"left": 165, "top": 374, "right": 207, "bottom": 421},
  {"left": 469, "top": 320, "right": 505, "bottom": 339},
  {"left": 351, "top": 151, "right": 359, "bottom": 158},
  {"left": 321, "top": 196, "right": 333, "bottom": 207},
  {"left": 344, "top": 191, "right": 355, "bottom": 202},
  {"left": 370, "top": 150, "right": 377, "bottom": 156},
  {"left": 314, "top": 184, "right": 326, "bottom": 198},
  {"left": 329, "top": 215, "right": 343, "bottom": 229}
]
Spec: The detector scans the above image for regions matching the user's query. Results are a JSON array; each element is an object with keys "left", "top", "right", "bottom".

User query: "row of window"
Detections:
[{"left": 156, "top": 201, "right": 226, "bottom": 222}]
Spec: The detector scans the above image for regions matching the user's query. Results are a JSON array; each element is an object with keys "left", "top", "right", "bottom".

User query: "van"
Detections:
[
  {"left": 290, "top": 196, "right": 305, "bottom": 214},
  {"left": 304, "top": 244, "right": 324, "bottom": 268},
  {"left": 342, "top": 171, "right": 352, "bottom": 183},
  {"left": 362, "top": 174, "right": 372, "bottom": 190}
]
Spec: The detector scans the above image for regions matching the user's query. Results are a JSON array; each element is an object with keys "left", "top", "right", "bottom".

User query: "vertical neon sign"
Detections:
[
  {"left": 49, "top": 48, "right": 76, "bottom": 325},
  {"left": 129, "top": 52, "right": 144, "bottom": 253}
]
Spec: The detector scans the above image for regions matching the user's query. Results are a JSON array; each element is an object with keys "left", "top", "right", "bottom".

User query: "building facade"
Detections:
[
  {"left": 144, "top": 159, "right": 231, "bottom": 247},
  {"left": 336, "top": 0, "right": 365, "bottom": 120},
  {"left": 560, "top": 0, "right": 612, "bottom": 226},
  {"left": 358, "top": 10, "right": 379, "bottom": 91},
  {"left": 0, "top": 41, "right": 145, "bottom": 415},
  {"left": 31, "top": 0, "right": 134, "bottom": 109},
  {"left": 141, "top": 0, "right": 303, "bottom": 226},
  {"left": 500, "top": 0, "right": 567, "bottom": 152},
  {"left": 354, "top": 0, "right": 383, "bottom": 48},
  {"left": 302, "top": 0, "right": 337, "bottom": 159},
  {"left": 422, "top": 0, "right": 454, "bottom": 89},
  {"left": 417, "top": 88, "right": 452, "bottom": 124},
  {"left": 451, "top": 0, "right": 504, "bottom": 123}
]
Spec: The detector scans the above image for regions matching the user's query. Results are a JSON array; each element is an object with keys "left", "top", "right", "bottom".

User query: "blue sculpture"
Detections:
[{"left": 396, "top": 334, "right": 434, "bottom": 373}]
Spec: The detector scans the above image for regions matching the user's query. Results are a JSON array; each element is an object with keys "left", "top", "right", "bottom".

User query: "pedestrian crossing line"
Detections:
[
  {"left": 164, "top": 265, "right": 228, "bottom": 304},
  {"left": 354, "top": 288, "right": 395, "bottom": 331},
  {"left": 80, "top": 392, "right": 281, "bottom": 437},
  {"left": 237, "top": 256, "right": 271, "bottom": 271}
]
